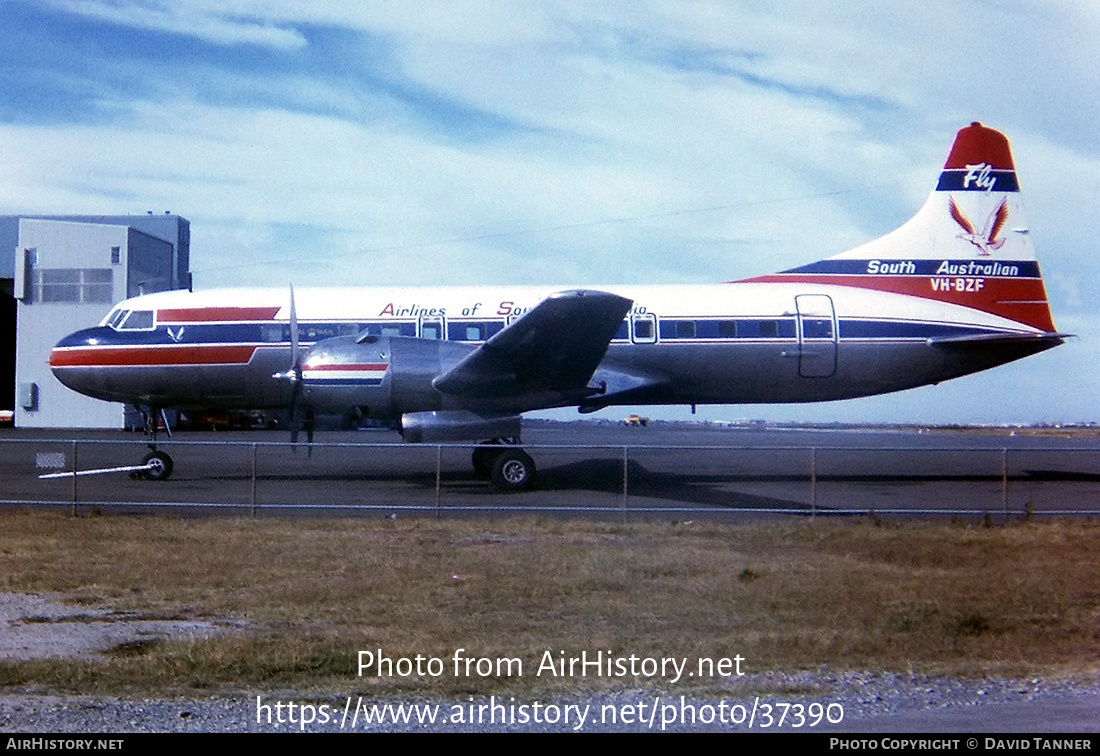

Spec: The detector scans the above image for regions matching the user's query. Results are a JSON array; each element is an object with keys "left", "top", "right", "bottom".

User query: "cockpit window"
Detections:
[
  {"left": 119, "top": 310, "right": 155, "bottom": 330},
  {"left": 103, "top": 308, "right": 127, "bottom": 329}
]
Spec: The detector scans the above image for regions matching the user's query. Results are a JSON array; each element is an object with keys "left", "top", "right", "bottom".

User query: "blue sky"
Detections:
[{"left": 2, "top": 1, "right": 1098, "bottom": 425}]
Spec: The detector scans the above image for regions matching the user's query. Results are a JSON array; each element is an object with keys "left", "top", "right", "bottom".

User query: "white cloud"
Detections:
[{"left": 43, "top": 0, "right": 308, "bottom": 49}]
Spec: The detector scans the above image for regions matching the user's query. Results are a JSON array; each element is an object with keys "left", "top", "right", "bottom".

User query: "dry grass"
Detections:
[{"left": 0, "top": 511, "right": 1098, "bottom": 696}]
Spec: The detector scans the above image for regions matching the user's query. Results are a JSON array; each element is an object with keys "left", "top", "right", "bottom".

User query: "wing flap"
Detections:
[{"left": 433, "top": 289, "right": 633, "bottom": 397}]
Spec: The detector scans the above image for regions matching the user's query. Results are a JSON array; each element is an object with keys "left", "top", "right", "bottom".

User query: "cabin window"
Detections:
[
  {"left": 802, "top": 318, "right": 833, "bottom": 339},
  {"left": 718, "top": 320, "right": 738, "bottom": 338},
  {"left": 305, "top": 325, "right": 339, "bottom": 340},
  {"left": 103, "top": 308, "right": 127, "bottom": 329},
  {"left": 659, "top": 319, "right": 698, "bottom": 339},
  {"left": 633, "top": 318, "right": 654, "bottom": 340},
  {"left": 360, "top": 322, "right": 416, "bottom": 337},
  {"left": 737, "top": 319, "right": 784, "bottom": 338},
  {"left": 260, "top": 324, "right": 284, "bottom": 343},
  {"left": 421, "top": 323, "right": 441, "bottom": 340},
  {"left": 447, "top": 321, "right": 504, "bottom": 342}
]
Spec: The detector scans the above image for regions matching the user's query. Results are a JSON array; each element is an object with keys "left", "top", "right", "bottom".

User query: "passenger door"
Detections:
[{"left": 795, "top": 294, "right": 837, "bottom": 378}]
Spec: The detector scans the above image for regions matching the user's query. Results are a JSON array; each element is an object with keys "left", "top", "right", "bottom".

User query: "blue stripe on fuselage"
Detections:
[
  {"left": 837, "top": 320, "right": 1004, "bottom": 340},
  {"left": 57, "top": 318, "right": 1019, "bottom": 352},
  {"left": 302, "top": 378, "right": 385, "bottom": 386}
]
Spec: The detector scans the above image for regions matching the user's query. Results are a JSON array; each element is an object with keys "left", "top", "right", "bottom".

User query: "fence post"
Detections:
[
  {"left": 71, "top": 440, "right": 78, "bottom": 517},
  {"left": 621, "top": 446, "right": 629, "bottom": 522},
  {"left": 250, "top": 443, "right": 258, "bottom": 518},
  {"left": 1002, "top": 447, "right": 1008, "bottom": 517},
  {"left": 435, "top": 446, "right": 442, "bottom": 520},
  {"left": 810, "top": 447, "right": 817, "bottom": 517}
]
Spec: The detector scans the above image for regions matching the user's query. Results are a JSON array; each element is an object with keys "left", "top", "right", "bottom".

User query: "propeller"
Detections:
[{"left": 272, "top": 284, "right": 314, "bottom": 451}]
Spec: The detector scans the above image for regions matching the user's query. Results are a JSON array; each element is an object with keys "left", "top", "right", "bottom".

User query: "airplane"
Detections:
[{"left": 49, "top": 122, "right": 1065, "bottom": 490}]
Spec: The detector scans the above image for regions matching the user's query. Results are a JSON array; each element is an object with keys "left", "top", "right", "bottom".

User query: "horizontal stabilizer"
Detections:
[
  {"left": 929, "top": 331, "right": 1068, "bottom": 348},
  {"left": 929, "top": 331, "right": 1067, "bottom": 365}
]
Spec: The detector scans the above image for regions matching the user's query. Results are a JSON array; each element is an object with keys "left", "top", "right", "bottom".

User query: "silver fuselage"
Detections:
[{"left": 49, "top": 281, "right": 1058, "bottom": 424}]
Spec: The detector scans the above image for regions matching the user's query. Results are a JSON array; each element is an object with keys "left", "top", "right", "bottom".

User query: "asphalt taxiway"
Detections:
[
  {"left": 2, "top": 422, "right": 1098, "bottom": 734},
  {"left": 2, "top": 422, "right": 1098, "bottom": 519}
]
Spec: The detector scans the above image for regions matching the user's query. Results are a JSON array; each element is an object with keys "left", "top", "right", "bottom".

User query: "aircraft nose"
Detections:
[
  {"left": 49, "top": 327, "right": 114, "bottom": 396},
  {"left": 51, "top": 327, "right": 104, "bottom": 365}
]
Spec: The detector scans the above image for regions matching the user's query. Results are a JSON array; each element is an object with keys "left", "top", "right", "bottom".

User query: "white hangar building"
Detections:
[{"left": 0, "top": 214, "right": 191, "bottom": 428}]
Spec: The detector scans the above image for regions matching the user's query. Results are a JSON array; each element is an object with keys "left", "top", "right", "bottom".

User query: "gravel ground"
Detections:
[
  {"left": 1, "top": 673, "right": 1097, "bottom": 733},
  {"left": 0, "top": 593, "right": 237, "bottom": 661},
  {"left": 2, "top": 593, "right": 1096, "bottom": 733}
]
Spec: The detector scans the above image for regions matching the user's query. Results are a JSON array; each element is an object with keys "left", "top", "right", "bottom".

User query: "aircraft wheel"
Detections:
[
  {"left": 472, "top": 443, "right": 504, "bottom": 479},
  {"left": 489, "top": 449, "right": 536, "bottom": 492},
  {"left": 141, "top": 450, "right": 174, "bottom": 481}
]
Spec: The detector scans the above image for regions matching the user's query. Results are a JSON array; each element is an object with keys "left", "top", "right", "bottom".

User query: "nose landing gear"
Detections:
[
  {"left": 140, "top": 450, "right": 174, "bottom": 481},
  {"left": 133, "top": 405, "right": 174, "bottom": 481}
]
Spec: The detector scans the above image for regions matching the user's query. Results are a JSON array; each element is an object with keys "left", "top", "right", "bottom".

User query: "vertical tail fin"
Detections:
[{"left": 755, "top": 122, "right": 1056, "bottom": 332}]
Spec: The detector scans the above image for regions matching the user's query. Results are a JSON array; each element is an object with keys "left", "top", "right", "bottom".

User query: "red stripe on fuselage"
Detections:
[
  {"left": 157, "top": 307, "right": 281, "bottom": 323},
  {"left": 740, "top": 274, "right": 1055, "bottom": 332},
  {"left": 50, "top": 345, "right": 258, "bottom": 368}
]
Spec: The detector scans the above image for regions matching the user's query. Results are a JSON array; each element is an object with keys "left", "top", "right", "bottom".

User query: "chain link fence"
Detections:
[{"left": 3, "top": 436, "right": 1099, "bottom": 519}]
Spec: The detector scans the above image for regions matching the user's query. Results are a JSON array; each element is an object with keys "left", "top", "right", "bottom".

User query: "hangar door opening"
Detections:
[{"left": 0, "top": 288, "right": 13, "bottom": 413}]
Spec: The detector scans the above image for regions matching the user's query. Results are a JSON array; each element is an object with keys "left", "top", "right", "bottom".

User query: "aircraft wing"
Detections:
[{"left": 433, "top": 289, "right": 633, "bottom": 398}]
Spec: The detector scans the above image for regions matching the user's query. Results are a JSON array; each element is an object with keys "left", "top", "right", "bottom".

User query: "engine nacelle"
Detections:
[
  {"left": 300, "top": 334, "right": 477, "bottom": 423},
  {"left": 400, "top": 410, "right": 522, "bottom": 443},
  {"left": 300, "top": 335, "right": 395, "bottom": 419}
]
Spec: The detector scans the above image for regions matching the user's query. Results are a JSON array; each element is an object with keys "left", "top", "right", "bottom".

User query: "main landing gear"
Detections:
[
  {"left": 133, "top": 406, "right": 174, "bottom": 481},
  {"left": 472, "top": 438, "right": 536, "bottom": 492}
]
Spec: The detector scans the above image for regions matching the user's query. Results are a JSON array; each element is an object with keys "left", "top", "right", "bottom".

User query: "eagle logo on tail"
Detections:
[{"left": 949, "top": 196, "right": 1008, "bottom": 257}]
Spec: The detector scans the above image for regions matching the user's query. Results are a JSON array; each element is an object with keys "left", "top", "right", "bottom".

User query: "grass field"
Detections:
[{"left": 0, "top": 511, "right": 1097, "bottom": 697}]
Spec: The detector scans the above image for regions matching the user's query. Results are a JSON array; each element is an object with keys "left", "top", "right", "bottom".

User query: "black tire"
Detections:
[
  {"left": 141, "top": 451, "right": 173, "bottom": 481},
  {"left": 489, "top": 449, "right": 536, "bottom": 492},
  {"left": 472, "top": 447, "right": 502, "bottom": 479},
  {"left": 472, "top": 440, "right": 505, "bottom": 479}
]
